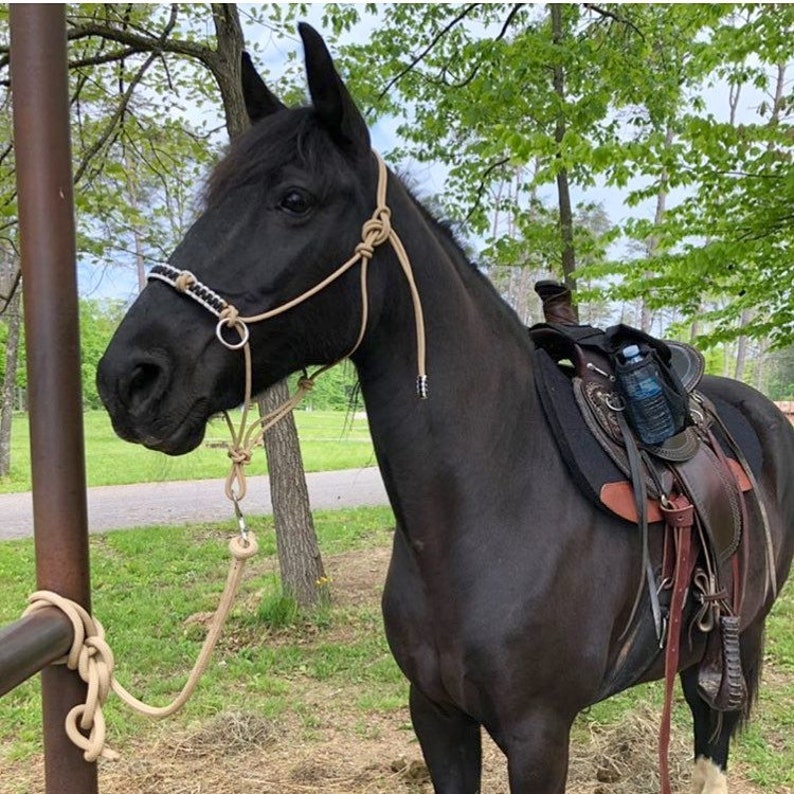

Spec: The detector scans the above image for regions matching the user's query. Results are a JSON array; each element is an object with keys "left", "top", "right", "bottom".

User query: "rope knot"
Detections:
[
  {"left": 297, "top": 376, "right": 315, "bottom": 392},
  {"left": 219, "top": 304, "right": 239, "bottom": 323},
  {"left": 227, "top": 447, "right": 252, "bottom": 466},
  {"left": 24, "top": 592, "right": 119, "bottom": 761},
  {"left": 174, "top": 270, "right": 196, "bottom": 292},
  {"left": 359, "top": 207, "right": 392, "bottom": 253},
  {"left": 355, "top": 239, "right": 375, "bottom": 260}
]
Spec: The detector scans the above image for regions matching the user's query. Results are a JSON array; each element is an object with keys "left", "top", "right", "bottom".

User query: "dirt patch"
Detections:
[{"left": 0, "top": 546, "right": 779, "bottom": 793}]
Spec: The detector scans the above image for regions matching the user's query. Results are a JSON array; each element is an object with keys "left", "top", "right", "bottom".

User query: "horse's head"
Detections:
[{"left": 97, "top": 24, "right": 379, "bottom": 454}]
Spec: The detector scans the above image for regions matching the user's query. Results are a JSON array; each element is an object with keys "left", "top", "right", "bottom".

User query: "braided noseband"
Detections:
[{"left": 147, "top": 151, "right": 428, "bottom": 502}]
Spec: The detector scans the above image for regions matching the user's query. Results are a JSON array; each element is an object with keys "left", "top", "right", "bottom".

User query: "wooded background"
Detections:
[{"left": 0, "top": 4, "right": 792, "bottom": 601}]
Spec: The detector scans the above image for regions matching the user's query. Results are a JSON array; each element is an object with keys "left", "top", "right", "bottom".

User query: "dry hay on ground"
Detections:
[
  {"left": 91, "top": 705, "right": 764, "bottom": 794},
  {"left": 1, "top": 547, "right": 775, "bottom": 794}
]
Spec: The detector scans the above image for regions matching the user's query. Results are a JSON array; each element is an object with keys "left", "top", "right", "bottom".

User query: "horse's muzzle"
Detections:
[{"left": 96, "top": 347, "right": 207, "bottom": 454}]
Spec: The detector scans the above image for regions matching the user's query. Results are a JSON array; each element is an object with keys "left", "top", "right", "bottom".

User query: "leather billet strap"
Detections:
[{"left": 658, "top": 493, "right": 697, "bottom": 794}]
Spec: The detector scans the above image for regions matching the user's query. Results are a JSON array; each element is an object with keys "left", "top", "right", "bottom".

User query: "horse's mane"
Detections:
[
  {"left": 204, "top": 108, "right": 346, "bottom": 209},
  {"left": 404, "top": 182, "right": 528, "bottom": 335}
]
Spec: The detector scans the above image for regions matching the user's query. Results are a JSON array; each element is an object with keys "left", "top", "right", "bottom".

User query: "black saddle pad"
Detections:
[{"left": 534, "top": 349, "right": 626, "bottom": 513}]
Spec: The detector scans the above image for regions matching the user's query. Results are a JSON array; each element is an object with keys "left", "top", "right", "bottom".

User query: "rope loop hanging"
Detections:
[{"left": 23, "top": 530, "right": 258, "bottom": 762}]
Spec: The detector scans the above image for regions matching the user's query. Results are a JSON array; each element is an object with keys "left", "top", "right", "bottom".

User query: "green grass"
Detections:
[
  {"left": 0, "top": 506, "right": 398, "bottom": 761},
  {"left": 0, "top": 506, "right": 791, "bottom": 789},
  {"left": 0, "top": 408, "right": 376, "bottom": 493}
]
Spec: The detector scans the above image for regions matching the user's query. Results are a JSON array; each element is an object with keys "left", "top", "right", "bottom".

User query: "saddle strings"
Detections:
[{"left": 149, "top": 151, "right": 427, "bottom": 504}]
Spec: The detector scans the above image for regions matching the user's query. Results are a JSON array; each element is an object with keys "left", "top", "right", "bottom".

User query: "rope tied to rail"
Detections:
[{"left": 23, "top": 532, "right": 258, "bottom": 762}]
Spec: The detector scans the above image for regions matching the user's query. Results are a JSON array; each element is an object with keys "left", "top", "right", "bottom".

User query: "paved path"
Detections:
[{"left": 0, "top": 467, "right": 389, "bottom": 540}]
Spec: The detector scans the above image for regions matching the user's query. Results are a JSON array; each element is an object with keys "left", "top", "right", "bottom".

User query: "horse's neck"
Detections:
[{"left": 353, "top": 194, "right": 548, "bottom": 527}]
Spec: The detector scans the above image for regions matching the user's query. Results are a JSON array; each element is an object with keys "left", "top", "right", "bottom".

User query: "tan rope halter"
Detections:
[{"left": 148, "top": 151, "right": 428, "bottom": 503}]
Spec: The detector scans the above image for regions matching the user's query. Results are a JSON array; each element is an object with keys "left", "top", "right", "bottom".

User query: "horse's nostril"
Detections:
[{"left": 124, "top": 361, "right": 167, "bottom": 413}]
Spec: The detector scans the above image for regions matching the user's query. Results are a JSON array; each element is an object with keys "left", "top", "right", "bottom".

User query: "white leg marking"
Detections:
[
  {"left": 692, "top": 756, "right": 728, "bottom": 794},
  {"left": 692, "top": 756, "right": 708, "bottom": 793}
]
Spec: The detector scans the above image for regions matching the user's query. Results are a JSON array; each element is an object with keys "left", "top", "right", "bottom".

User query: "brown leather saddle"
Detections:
[{"left": 529, "top": 281, "right": 755, "bottom": 713}]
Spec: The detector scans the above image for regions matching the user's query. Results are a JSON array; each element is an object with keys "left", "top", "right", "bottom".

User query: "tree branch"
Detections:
[
  {"left": 66, "top": 10, "right": 216, "bottom": 71},
  {"left": 438, "top": 3, "right": 526, "bottom": 90},
  {"left": 68, "top": 46, "right": 147, "bottom": 70},
  {"left": 73, "top": 51, "right": 159, "bottom": 184},
  {"left": 377, "top": 4, "right": 481, "bottom": 102},
  {"left": 583, "top": 3, "right": 645, "bottom": 39},
  {"left": 464, "top": 156, "right": 511, "bottom": 224}
]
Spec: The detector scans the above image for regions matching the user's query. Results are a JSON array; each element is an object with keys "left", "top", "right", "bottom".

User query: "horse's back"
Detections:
[{"left": 699, "top": 374, "right": 794, "bottom": 483}]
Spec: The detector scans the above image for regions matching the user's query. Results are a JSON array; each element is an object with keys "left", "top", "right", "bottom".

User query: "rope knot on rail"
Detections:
[
  {"left": 21, "top": 530, "right": 258, "bottom": 763},
  {"left": 24, "top": 592, "right": 119, "bottom": 762}
]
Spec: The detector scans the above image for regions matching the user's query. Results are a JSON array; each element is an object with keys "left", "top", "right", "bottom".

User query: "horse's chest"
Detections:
[{"left": 383, "top": 564, "right": 508, "bottom": 709}]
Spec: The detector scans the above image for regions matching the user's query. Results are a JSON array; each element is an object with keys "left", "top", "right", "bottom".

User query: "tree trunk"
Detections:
[
  {"left": 550, "top": 4, "right": 577, "bottom": 318},
  {"left": 122, "top": 147, "right": 148, "bottom": 292},
  {"left": 0, "top": 285, "right": 21, "bottom": 478},
  {"left": 210, "top": 4, "right": 327, "bottom": 608},
  {"left": 734, "top": 308, "right": 753, "bottom": 381},
  {"left": 209, "top": 4, "right": 247, "bottom": 140},
  {"left": 259, "top": 381, "right": 327, "bottom": 607}
]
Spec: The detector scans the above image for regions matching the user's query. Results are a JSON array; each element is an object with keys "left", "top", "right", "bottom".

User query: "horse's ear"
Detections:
[
  {"left": 241, "top": 51, "right": 286, "bottom": 123},
  {"left": 299, "top": 22, "right": 370, "bottom": 153}
]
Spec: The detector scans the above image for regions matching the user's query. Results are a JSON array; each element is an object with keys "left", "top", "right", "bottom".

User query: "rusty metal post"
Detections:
[
  {"left": 10, "top": 5, "right": 98, "bottom": 793},
  {"left": 0, "top": 612, "right": 74, "bottom": 698}
]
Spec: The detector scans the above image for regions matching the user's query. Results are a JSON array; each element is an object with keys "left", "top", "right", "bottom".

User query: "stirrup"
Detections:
[{"left": 697, "top": 615, "right": 747, "bottom": 712}]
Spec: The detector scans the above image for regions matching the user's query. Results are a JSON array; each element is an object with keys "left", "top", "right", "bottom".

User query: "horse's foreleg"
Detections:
[
  {"left": 492, "top": 710, "right": 571, "bottom": 794},
  {"left": 409, "top": 684, "right": 482, "bottom": 794}
]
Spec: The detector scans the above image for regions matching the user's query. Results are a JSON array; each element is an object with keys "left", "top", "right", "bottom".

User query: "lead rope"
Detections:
[
  {"left": 23, "top": 532, "right": 258, "bottom": 761},
  {"left": 23, "top": 152, "right": 427, "bottom": 763}
]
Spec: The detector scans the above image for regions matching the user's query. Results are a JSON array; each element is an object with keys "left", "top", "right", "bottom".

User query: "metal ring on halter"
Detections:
[{"left": 215, "top": 318, "right": 250, "bottom": 350}]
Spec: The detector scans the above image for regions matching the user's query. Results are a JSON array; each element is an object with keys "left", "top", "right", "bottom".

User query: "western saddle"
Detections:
[{"left": 528, "top": 281, "right": 762, "bottom": 792}]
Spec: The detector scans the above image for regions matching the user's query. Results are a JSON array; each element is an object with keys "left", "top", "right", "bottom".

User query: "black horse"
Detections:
[{"left": 97, "top": 25, "right": 794, "bottom": 793}]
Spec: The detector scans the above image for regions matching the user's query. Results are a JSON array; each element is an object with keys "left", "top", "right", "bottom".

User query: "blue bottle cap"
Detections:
[{"left": 623, "top": 344, "right": 640, "bottom": 359}]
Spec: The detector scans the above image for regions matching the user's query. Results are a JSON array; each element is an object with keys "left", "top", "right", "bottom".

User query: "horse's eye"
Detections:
[{"left": 279, "top": 189, "right": 312, "bottom": 216}]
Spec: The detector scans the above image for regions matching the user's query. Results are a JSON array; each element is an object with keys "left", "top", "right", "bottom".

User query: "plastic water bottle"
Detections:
[{"left": 618, "top": 344, "right": 676, "bottom": 446}]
